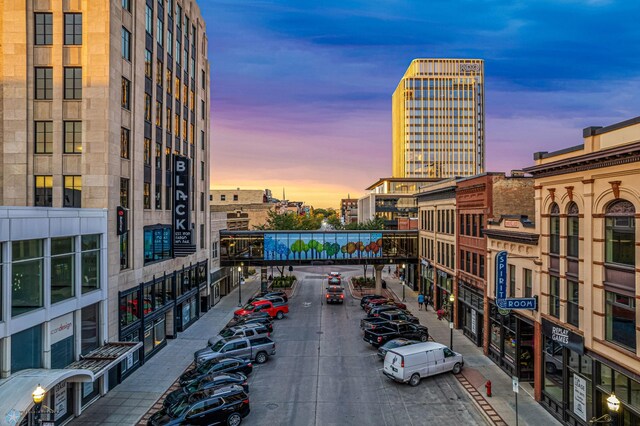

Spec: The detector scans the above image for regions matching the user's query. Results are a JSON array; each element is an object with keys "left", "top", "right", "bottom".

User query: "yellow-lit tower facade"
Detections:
[{"left": 392, "top": 59, "right": 485, "bottom": 178}]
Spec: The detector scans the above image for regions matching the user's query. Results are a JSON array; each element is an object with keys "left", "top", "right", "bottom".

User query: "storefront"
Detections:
[
  {"left": 488, "top": 302, "right": 535, "bottom": 382},
  {"left": 435, "top": 269, "right": 453, "bottom": 311},
  {"left": 458, "top": 282, "right": 484, "bottom": 347}
]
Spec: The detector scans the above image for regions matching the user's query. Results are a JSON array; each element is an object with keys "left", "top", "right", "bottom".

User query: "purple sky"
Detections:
[{"left": 202, "top": 0, "right": 640, "bottom": 208}]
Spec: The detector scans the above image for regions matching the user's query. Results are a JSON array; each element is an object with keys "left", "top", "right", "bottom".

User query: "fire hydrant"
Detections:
[{"left": 485, "top": 380, "right": 492, "bottom": 397}]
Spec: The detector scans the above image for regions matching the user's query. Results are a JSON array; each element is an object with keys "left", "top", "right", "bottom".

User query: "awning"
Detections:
[{"left": 0, "top": 342, "right": 141, "bottom": 424}]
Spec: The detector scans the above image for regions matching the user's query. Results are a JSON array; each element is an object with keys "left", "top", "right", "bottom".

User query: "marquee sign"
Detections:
[
  {"left": 495, "top": 250, "right": 537, "bottom": 311},
  {"left": 173, "top": 155, "right": 192, "bottom": 248}
]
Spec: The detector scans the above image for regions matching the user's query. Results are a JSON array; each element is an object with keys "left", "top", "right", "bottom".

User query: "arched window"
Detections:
[
  {"left": 605, "top": 200, "right": 636, "bottom": 267},
  {"left": 566, "top": 202, "right": 579, "bottom": 258},
  {"left": 549, "top": 203, "right": 560, "bottom": 255}
]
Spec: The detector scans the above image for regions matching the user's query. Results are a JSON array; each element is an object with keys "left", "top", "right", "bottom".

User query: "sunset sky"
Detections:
[{"left": 203, "top": 0, "right": 640, "bottom": 208}]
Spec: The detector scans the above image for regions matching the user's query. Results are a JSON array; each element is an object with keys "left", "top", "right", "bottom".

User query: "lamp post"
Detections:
[
  {"left": 589, "top": 393, "right": 620, "bottom": 425},
  {"left": 237, "top": 266, "right": 242, "bottom": 307},
  {"left": 449, "top": 293, "right": 455, "bottom": 350},
  {"left": 32, "top": 384, "right": 45, "bottom": 424},
  {"left": 401, "top": 280, "right": 406, "bottom": 302}
]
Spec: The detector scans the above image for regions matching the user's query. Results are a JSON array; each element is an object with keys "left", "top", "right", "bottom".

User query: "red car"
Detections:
[{"left": 234, "top": 299, "right": 289, "bottom": 320}]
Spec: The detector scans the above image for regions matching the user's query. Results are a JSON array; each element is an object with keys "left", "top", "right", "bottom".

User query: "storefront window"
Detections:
[
  {"left": 144, "top": 322, "right": 154, "bottom": 356},
  {"left": 81, "top": 235, "right": 100, "bottom": 294},
  {"left": 51, "top": 237, "right": 75, "bottom": 304},
  {"left": 121, "top": 331, "right": 140, "bottom": 374},
  {"left": 605, "top": 291, "right": 636, "bottom": 350},
  {"left": 81, "top": 303, "right": 99, "bottom": 355},
  {"left": 504, "top": 329, "right": 516, "bottom": 362},
  {"left": 143, "top": 225, "right": 172, "bottom": 264},
  {"left": 490, "top": 320, "right": 501, "bottom": 350},
  {"left": 543, "top": 337, "right": 563, "bottom": 403},
  {"left": 599, "top": 364, "right": 613, "bottom": 392},
  {"left": 549, "top": 203, "right": 560, "bottom": 255},
  {"left": 12, "top": 239, "right": 44, "bottom": 316},
  {"left": 143, "top": 284, "right": 155, "bottom": 314},
  {"left": 155, "top": 317, "right": 166, "bottom": 346},
  {"left": 615, "top": 371, "right": 630, "bottom": 403},
  {"left": 120, "top": 290, "right": 141, "bottom": 327},
  {"left": 11, "top": 324, "right": 42, "bottom": 372},
  {"left": 605, "top": 200, "right": 635, "bottom": 267}
]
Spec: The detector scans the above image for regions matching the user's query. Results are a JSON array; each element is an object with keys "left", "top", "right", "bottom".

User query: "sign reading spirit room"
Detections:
[{"left": 173, "top": 155, "right": 192, "bottom": 247}]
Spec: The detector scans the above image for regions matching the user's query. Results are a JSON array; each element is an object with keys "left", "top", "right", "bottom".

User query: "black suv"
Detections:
[
  {"left": 149, "top": 385, "right": 250, "bottom": 426},
  {"left": 179, "top": 358, "right": 253, "bottom": 387},
  {"left": 163, "top": 373, "right": 249, "bottom": 408}
]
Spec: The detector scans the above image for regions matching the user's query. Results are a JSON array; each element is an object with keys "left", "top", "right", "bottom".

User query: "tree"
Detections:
[
  {"left": 343, "top": 217, "right": 385, "bottom": 230},
  {"left": 255, "top": 209, "right": 322, "bottom": 230}
]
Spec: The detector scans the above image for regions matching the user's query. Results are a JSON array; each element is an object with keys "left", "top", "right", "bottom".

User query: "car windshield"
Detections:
[
  {"left": 219, "top": 329, "right": 235, "bottom": 338},
  {"left": 168, "top": 400, "right": 190, "bottom": 417},
  {"left": 386, "top": 341, "right": 402, "bottom": 349},
  {"left": 242, "top": 303, "right": 255, "bottom": 311},
  {"left": 209, "top": 341, "right": 226, "bottom": 352},
  {"left": 185, "top": 382, "right": 199, "bottom": 393}
]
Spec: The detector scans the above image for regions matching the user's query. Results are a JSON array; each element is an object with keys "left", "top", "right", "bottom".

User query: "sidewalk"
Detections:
[
  {"left": 382, "top": 273, "right": 560, "bottom": 426},
  {"left": 70, "top": 276, "right": 262, "bottom": 426}
]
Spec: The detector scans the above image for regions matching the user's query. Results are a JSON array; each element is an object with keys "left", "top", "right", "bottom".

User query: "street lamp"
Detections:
[
  {"left": 32, "top": 384, "right": 45, "bottom": 424},
  {"left": 449, "top": 293, "right": 455, "bottom": 350},
  {"left": 401, "top": 280, "right": 406, "bottom": 302},
  {"left": 589, "top": 393, "right": 620, "bottom": 425},
  {"left": 237, "top": 266, "right": 242, "bottom": 307}
]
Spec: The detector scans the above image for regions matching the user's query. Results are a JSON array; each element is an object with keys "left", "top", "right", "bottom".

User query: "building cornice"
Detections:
[{"left": 483, "top": 229, "right": 540, "bottom": 245}]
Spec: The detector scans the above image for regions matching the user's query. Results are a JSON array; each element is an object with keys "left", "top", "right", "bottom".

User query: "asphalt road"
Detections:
[{"left": 244, "top": 266, "right": 487, "bottom": 426}]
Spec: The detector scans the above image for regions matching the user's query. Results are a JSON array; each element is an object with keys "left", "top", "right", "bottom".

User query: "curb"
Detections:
[
  {"left": 455, "top": 373, "right": 507, "bottom": 426},
  {"left": 347, "top": 278, "right": 361, "bottom": 300}
]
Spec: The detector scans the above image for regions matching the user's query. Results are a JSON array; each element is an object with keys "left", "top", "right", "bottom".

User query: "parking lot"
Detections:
[{"left": 243, "top": 266, "right": 486, "bottom": 426}]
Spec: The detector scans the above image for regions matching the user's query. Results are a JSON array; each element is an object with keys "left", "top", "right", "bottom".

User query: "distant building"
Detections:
[
  {"left": 392, "top": 59, "right": 485, "bottom": 178},
  {"left": 341, "top": 198, "right": 358, "bottom": 224},
  {"left": 210, "top": 189, "right": 276, "bottom": 230}
]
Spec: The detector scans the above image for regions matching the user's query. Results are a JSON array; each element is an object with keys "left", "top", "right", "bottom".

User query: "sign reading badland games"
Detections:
[{"left": 173, "top": 155, "right": 192, "bottom": 247}]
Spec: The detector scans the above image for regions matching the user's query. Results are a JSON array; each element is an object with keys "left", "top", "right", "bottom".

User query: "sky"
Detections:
[{"left": 202, "top": 0, "right": 640, "bottom": 208}]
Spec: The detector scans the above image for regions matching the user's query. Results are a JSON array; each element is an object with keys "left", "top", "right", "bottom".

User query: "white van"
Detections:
[{"left": 383, "top": 342, "right": 463, "bottom": 386}]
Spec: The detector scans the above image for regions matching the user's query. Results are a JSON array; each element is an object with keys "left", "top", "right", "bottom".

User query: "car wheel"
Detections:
[
  {"left": 409, "top": 373, "right": 421, "bottom": 387},
  {"left": 227, "top": 412, "right": 242, "bottom": 426},
  {"left": 452, "top": 363, "right": 462, "bottom": 374},
  {"left": 276, "top": 311, "right": 284, "bottom": 320},
  {"left": 420, "top": 334, "right": 428, "bottom": 342},
  {"left": 255, "top": 351, "right": 268, "bottom": 364},
  {"left": 546, "top": 362, "right": 557, "bottom": 374}
]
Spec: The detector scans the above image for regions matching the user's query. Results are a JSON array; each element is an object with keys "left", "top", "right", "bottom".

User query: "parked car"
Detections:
[
  {"left": 249, "top": 291, "right": 288, "bottom": 303},
  {"left": 383, "top": 342, "right": 463, "bottom": 386},
  {"left": 364, "top": 299, "right": 407, "bottom": 313},
  {"left": 211, "top": 324, "right": 270, "bottom": 345},
  {"left": 234, "top": 299, "right": 289, "bottom": 320},
  {"left": 195, "top": 336, "right": 276, "bottom": 365},
  {"left": 363, "top": 320, "right": 429, "bottom": 347},
  {"left": 163, "top": 373, "right": 249, "bottom": 408},
  {"left": 377, "top": 309, "right": 419, "bottom": 324},
  {"left": 179, "top": 357, "right": 253, "bottom": 387},
  {"left": 377, "top": 338, "right": 419, "bottom": 360},
  {"left": 325, "top": 285, "right": 344, "bottom": 304},
  {"left": 367, "top": 305, "right": 411, "bottom": 318},
  {"left": 224, "top": 316, "right": 273, "bottom": 333},
  {"left": 360, "top": 294, "right": 385, "bottom": 309},
  {"left": 360, "top": 317, "right": 390, "bottom": 332},
  {"left": 148, "top": 384, "right": 250, "bottom": 426}
]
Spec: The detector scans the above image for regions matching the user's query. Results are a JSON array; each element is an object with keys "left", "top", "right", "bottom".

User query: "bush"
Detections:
[
  {"left": 272, "top": 275, "right": 296, "bottom": 288},
  {"left": 351, "top": 276, "right": 375, "bottom": 288}
]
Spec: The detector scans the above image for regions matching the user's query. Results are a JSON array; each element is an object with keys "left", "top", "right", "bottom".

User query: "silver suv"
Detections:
[{"left": 209, "top": 323, "right": 270, "bottom": 346}]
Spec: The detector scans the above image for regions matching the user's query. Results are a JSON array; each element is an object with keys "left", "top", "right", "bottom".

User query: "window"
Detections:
[
  {"left": 120, "top": 231, "right": 129, "bottom": 270},
  {"left": 233, "top": 194, "right": 238, "bottom": 201},
  {"left": 567, "top": 202, "right": 579, "bottom": 258},
  {"left": 523, "top": 268, "right": 532, "bottom": 298},
  {"left": 220, "top": 195, "right": 226, "bottom": 201},
  {"left": 35, "top": 67, "right": 53, "bottom": 100},
  {"left": 144, "top": 138, "right": 152, "bottom": 165},
  {"left": 34, "top": 13, "right": 53, "bottom": 45},
  {"left": 156, "top": 101, "right": 162, "bottom": 127},
  {"left": 167, "top": 107, "right": 172, "bottom": 132},
  {"left": 156, "top": 19, "right": 164, "bottom": 46},
  {"left": 549, "top": 203, "right": 560, "bottom": 255},
  {"left": 166, "top": 69, "right": 172, "bottom": 94},
  {"left": 201, "top": 69, "right": 205, "bottom": 87},
  {"left": 64, "top": 67, "right": 82, "bottom": 99},
  {"left": 479, "top": 255, "right": 485, "bottom": 279},
  {"left": 11, "top": 325, "right": 42, "bottom": 372},
  {"left": 144, "top": 225, "right": 172, "bottom": 263},
  {"left": 34, "top": 176, "right": 52, "bottom": 207},
  {"left": 200, "top": 224, "right": 205, "bottom": 249},
  {"left": 145, "top": 49, "right": 152, "bottom": 78},
  {"left": 201, "top": 161, "right": 205, "bottom": 180},
  {"left": 508, "top": 264, "right": 516, "bottom": 296},
  {"left": 167, "top": 27, "right": 173, "bottom": 54},
  {"left": 63, "top": 176, "right": 81, "bottom": 208},
  {"left": 549, "top": 275, "right": 560, "bottom": 318},
  {"left": 121, "top": 77, "right": 131, "bottom": 109},
  {"left": 12, "top": 239, "right": 44, "bottom": 316},
  {"left": 201, "top": 192, "right": 205, "bottom": 211},
  {"left": 605, "top": 291, "right": 636, "bottom": 350},
  {"left": 34, "top": 121, "right": 53, "bottom": 153},
  {"left": 120, "top": 127, "right": 130, "bottom": 158},
  {"left": 120, "top": 178, "right": 129, "bottom": 208},
  {"left": 472, "top": 214, "right": 478, "bottom": 236},
  {"left": 176, "top": 36, "right": 181, "bottom": 64},
  {"left": 51, "top": 237, "right": 75, "bottom": 304},
  {"left": 155, "top": 184, "right": 162, "bottom": 210},
  {"left": 145, "top": 5, "right": 153, "bottom": 34},
  {"left": 175, "top": 76, "right": 180, "bottom": 100},
  {"left": 156, "top": 59, "right": 163, "bottom": 86},
  {"left": 121, "top": 27, "right": 131, "bottom": 60},
  {"left": 81, "top": 235, "right": 100, "bottom": 294},
  {"left": 64, "top": 13, "right": 82, "bottom": 45},
  {"left": 120, "top": 290, "right": 140, "bottom": 327},
  {"left": 64, "top": 121, "right": 82, "bottom": 153},
  {"left": 81, "top": 303, "right": 99, "bottom": 355},
  {"left": 144, "top": 182, "right": 151, "bottom": 209},
  {"left": 122, "top": 0, "right": 130, "bottom": 12},
  {"left": 605, "top": 200, "right": 635, "bottom": 267},
  {"left": 212, "top": 241, "right": 218, "bottom": 259},
  {"left": 567, "top": 280, "right": 579, "bottom": 327},
  {"left": 144, "top": 93, "right": 152, "bottom": 121}
]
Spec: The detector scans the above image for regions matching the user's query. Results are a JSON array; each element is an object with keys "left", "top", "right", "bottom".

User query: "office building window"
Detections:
[
  {"left": 201, "top": 69, "right": 205, "bottom": 87},
  {"left": 64, "top": 13, "right": 82, "bottom": 45},
  {"left": 200, "top": 130, "right": 205, "bottom": 150},
  {"left": 120, "top": 232, "right": 129, "bottom": 270},
  {"left": 157, "top": 19, "right": 164, "bottom": 46},
  {"left": 81, "top": 303, "right": 100, "bottom": 354},
  {"left": 144, "top": 182, "right": 151, "bottom": 209},
  {"left": 145, "top": 49, "right": 152, "bottom": 78},
  {"left": 175, "top": 76, "right": 180, "bottom": 100},
  {"left": 12, "top": 239, "right": 44, "bottom": 317},
  {"left": 63, "top": 121, "right": 82, "bottom": 153},
  {"left": 567, "top": 280, "right": 579, "bottom": 327},
  {"left": 156, "top": 59, "right": 163, "bottom": 86},
  {"left": 549, "top": 275, "right": 560, "bottom": 318},
  {"left": 121, "top": 27, "right": 131, "bottom": 60},
  {"left": 605, "top": 291, "right": 636, "bottom": 350},
  {"left": 144, "top": 93, "right": 152, "bottom": 121},
  {"left": 200, "top": 224, "right": 205, "bottom": 249},
  {"left": 166, "top": 69, "right": 172, "bottom": 94},
  {"left": 120, "top": 127, "right": 130, "bottom": 159},
  {"left": 145, "top": 5, "right": 153, "bottom": 34},
  {"left": 549, "top": 203, "right": 560, "bottom": 255},
  {"left": 63, "top": 175, "right": 82, "bottom": 208},
  {"left": 167, "top": 27, "right": 173, "bottom": 54},
  {"left": 34, "top": 13, "right": 53, "bottom": 45},
  {"left": 200, "top": 161, "right": 205, "bottom": 180},
  {"left": 156, "top": 101, "right": 163, "bottom": 127},
  {"left": 155, "top": 184, "right": 162, "bottom": 210},
  {"left": 34, "top": 176, "right": 53, "bottom": 207},
  {"left": 11, "top": 325, "right": 42, "bottom": 372},
  {"left": 144, "top": 225, "right": 172, "bottom": 263},
  {"left": 176, "top": 36, "right": 181, "bottom": 64},
  {"left": 121, "top": 77, "right": 131, "bottom": 109},
  {"left": 167, "top": 107, "right": 172, "bottom": 132},
  {"left": 64, "top": 67, "right": 82, "bottom": 99},
  {"left": 144, "top": 138, "right": 152, "bottom": 165},
  {"left": 605, "top": 199, "right": 635, "bottom": 267},
  {"left": 523, "top": 268, "right": 532, "bottom": 298},
  {"left": 120, "top": 178, "right": 129, "bottom": 208},
  {"left": 122, "top": 0, "right": 130, "bottom": 12},
  {"left": 81, "top": 235, "right": 100, "bottom": 294},
  {"left": 51, "top": 237, "right": 75, "bottom": 304},
  {"left": 201, "top": 192, "right": 205, "bottom": 211},
  {"left": 35, "top": 67, "right": 53, "bottom": 100},
  {"left": 34, "top": 121, "right": 53, "bottom": 154},
  {"left": 567, "top": 202, "right": 579, "bottom": 258}
]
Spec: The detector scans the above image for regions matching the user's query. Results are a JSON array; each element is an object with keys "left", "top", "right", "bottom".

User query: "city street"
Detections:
[{"left": 244, "top": 266, "right": 486, "bottom": 426}]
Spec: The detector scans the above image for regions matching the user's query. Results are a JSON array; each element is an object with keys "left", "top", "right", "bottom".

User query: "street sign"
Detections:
[{"left": 512, "top": 376, "right": 519, "bottom": 393}]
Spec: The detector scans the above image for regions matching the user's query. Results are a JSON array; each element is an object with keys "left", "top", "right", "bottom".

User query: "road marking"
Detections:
[{"left": 303, "top": 302, "right": 311, "bottom": 307}]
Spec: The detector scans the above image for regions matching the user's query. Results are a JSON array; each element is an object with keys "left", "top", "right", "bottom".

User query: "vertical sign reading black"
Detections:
[{"left": 173, "top": 155, "right": 192, "bottom": 247}]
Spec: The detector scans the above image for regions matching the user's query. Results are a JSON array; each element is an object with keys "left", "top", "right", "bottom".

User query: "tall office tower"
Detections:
[
  {"left": 0, "top": 0, "right": 212, "bottom": 395},
  {"left": 392, "top": 59, "right": 485, "bottom": 178}
]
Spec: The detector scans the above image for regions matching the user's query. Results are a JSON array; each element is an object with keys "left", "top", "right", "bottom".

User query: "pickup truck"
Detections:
[
  {"left": 360, "top": 317, "right": 390, "bottom": 332},
  {"left": 376, "top": 309, "right": 419, "bottom": 324},
  {"left": 234, "top": 299, "right": 289, "bottom": 320},
  {"left": 368, "top": 305, "right": 411, "bottom": 318},
  {"left": 194, "top": 336, "right": 276, "bottom": 365},
  {"left": 364, "top": 299, "right": 407, "bottom": 313},
  {"left": 363, "top": 320, "right": 429, "bottom": 348}
]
